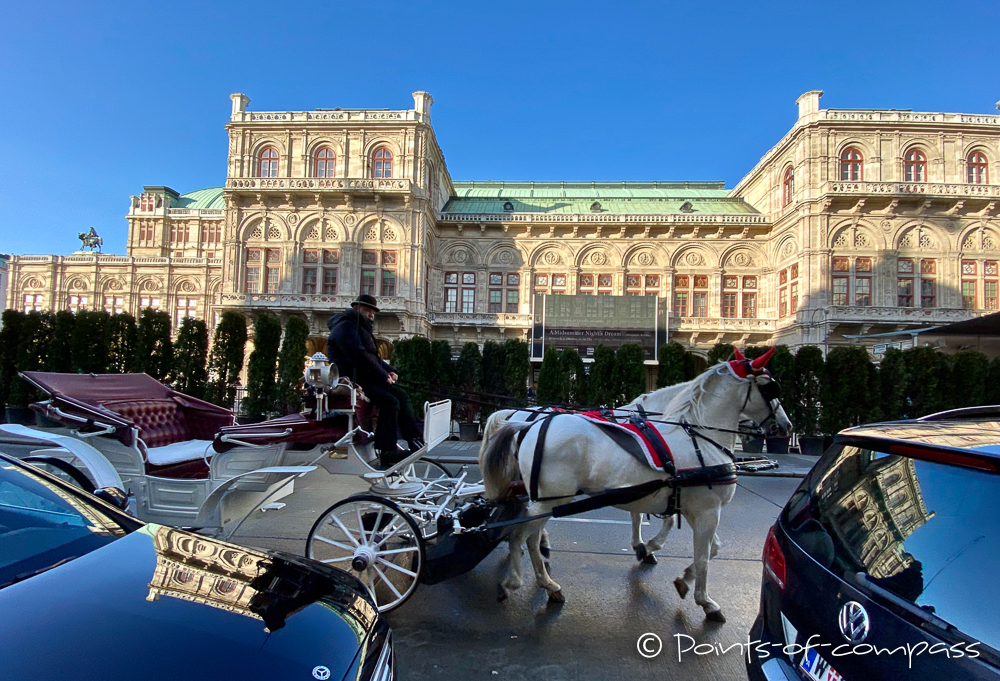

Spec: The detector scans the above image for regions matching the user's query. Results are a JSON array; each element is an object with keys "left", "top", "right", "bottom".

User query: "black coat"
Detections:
[{"left": 326, "top": 309, "right": 394, "bottom": 386}]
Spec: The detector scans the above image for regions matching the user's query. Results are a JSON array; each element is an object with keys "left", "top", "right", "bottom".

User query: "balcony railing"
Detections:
[
  {"left": 220, "top": 292, "right": 411, "bottom": 312},
  {"left": 167, "top": 208, "right": 225, "bottom": 217},
  {"left": 226, "top": 177, "right": 412, "bottom": 193},
  {"left": 427, "top": 311, "right": 534, "bottom": 327},
  {"left": 825, "top": 181, "right": 1000, "bottom": 198},
  {"left": 669, "top": 317, "right": 776, "bottom": 332},
  {"left": 827, "top": 306, "right": 987, "bottom": 323},
  {"left": 438, "top": 212, "right": 768, "bottom": 224}
]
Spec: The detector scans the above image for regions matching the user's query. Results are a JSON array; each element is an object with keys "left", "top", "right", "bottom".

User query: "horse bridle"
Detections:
[{"left": 736, "top": 361, "right": 784, "bottom": 436}]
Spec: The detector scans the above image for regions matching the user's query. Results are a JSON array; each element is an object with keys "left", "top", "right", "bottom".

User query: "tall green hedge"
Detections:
[
  {"left": 71, "top": 310, "right": 110, "bottom": 374},
  {"left": 10, "top": 312, "right": 52, "bottom": 408},
  {"left": 172, "top": 317, "right": 209, "bottom": 399},
  {"left": 503, "top": 339, "right": 530, "bottom": 400},
  {"left": 391, "top": 336, "right": 433, "bottom": 407},
  {"left": 242, "top": 313, "right": 282, "bottom": 418},
  {"left": 614, "top": 343, "right": 647, "bottom": 405},
  {"left": 902, "top": 347, "right": 943, "bottom": 418},
  {"left": 454, "top": 342, "right": 482, "bottom": 421},
  {"left": 877, "top": 347, "right": 908, "bottom": 421},
  {"left": 791, "top": 346, "right": 824, "bottom": 436},
  {"left": 0, "top": 311, "right": 25, "bottom": 411},
  {"left": 106, "top": 313, "right": 138, "bottom": 373},
  {"left": 480, "top": 340, "right": 507, "bottom": 417},
  {"left": 821, "top": 346, "right": 878, "bottom": 433},
  {"left": 561, "top": 348, "right": 587, "bottom": 405},
  {"left": 536, "top": 346, "right": 564, "bottom": 405},
  {"left": 274, "top": 315, "right": 310, "bottom": 414},
  {"left": 656, "top": 341, "right": 689, "bottom": 388},
  {"left": 47, "top": 311, "right": 76, "bottom": 372},
  {"left": 588, "top": 345, "right": 617, "bottom": 407},
  {"left": 136, "top": 308, "right": 173, "bottom": 380},
  {"left": 951, "top": 350, "right": 989, "bottom": 410},
  {"left": 430, "top": 340, "right": 455, "bottom": 398},
  {"left": 206, "top": 311, "right": 248, "bottom": 408}
]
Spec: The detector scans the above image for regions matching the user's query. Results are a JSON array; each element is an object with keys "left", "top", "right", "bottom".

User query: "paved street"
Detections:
[{"left": 231, "top": 443, "right": 808, "bottom": 681}]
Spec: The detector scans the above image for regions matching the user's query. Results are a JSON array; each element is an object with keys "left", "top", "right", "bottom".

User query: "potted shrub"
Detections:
[
  {"left": 764, "top": 345, "right": 794, "bottom": 454},
  {"left": 454, "top": 342, "right": 481, "bottom": 441},
  {"left": 740, "top": 427, "right": 765, "bottom": 453},
  {"left": 793, "top": 346, "right": 825, "bottom": 455}
]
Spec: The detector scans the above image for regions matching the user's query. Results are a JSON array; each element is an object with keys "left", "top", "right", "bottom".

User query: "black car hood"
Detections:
[{"left": 0, "top": 524, "right": 380, "bottom": 681}]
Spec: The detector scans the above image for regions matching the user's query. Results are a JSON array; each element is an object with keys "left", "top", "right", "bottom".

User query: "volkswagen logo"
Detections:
[
  {"left": 312, "top": 666, "right": 331, "bottom": 680},
  {"left": 838, "top": 601, "right": 870, "bottom": 644}
]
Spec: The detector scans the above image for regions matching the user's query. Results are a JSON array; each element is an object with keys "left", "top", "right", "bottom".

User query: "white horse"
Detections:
[{"left": 480, "top": 350, "right": 790, "bottom": 622}]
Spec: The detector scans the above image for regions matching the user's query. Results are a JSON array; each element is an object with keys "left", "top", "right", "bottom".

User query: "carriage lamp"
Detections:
[{"left": 304, "top": 352, "right": 339, "bottom": 389}]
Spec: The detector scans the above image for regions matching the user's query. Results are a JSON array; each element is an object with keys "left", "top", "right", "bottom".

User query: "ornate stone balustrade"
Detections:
[
  {"left": 826, "top": 181, "right": 1000, "bottom": 197},
  {"left": 823, "top": 110, "right": 1000, "bottom": 125},
  {"left": 167, "top": 208, "right": 225, "bottom": 217},
  {"left": 827, "top": 306, "right": 986, "bottom": 323},
  {"left": 427, "top": 311, "right": 534, "bottom": 327},
  {"left": 438, "top": 212, "right": 768, "bottom": 224},
  {"left": 234, "top": 110, "right": 416, "bottom": 123},
  {"left": 669, "top": 317, "right": 776, "bottom": 332},
  {"left": 221, "top": 292, "right": 411, "bottom": 313},
  {"left": 226, "top": 177, "right": 412, "bottom": 193}
]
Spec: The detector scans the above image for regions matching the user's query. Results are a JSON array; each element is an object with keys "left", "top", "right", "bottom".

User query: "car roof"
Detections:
[{"left": 840, "top": 408, "right": 1000, "bottom": 460}]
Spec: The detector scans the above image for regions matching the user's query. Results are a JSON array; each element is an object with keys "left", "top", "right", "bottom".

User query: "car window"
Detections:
[
  {"left": 0, "top": 462, "right": 129, "bottom": 587},
  {"left": 782, "top": 444, "right": 1000, "bottom": 650}
]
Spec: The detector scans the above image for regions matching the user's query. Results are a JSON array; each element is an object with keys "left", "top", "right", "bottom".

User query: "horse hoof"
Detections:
[
  {"left": 706, "top": 610, "right": 726, "bottom": 623},
  {"left": 642, "top": 553, "right": 658, "bottom": 565},
  {"left": 634, "top": 544, "right": 648, "bottom": 562},
  {"left": 674, "top": 578, "right": 689, "bottom": 599},
  {"left": 548, "top": 590, "right": 565, "bottom": 604}
]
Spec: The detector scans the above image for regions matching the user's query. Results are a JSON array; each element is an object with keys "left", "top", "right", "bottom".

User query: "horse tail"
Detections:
[{"left": 481, "top": 423, "right": 531, "bottom": 500}]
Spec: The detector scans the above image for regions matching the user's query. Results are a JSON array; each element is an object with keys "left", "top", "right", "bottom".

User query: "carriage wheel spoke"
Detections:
[
  {"left": 330, "top": 515, "right": 360, "bottom": 547},
  {"left": 313, "top": 535, "right": 355, "bottom": 552},
  {"left": 372, "top": 519, "right": 407, "bottom": 549},
  {"left": 378, "top": 557, "right": 417, "bottom": 578},
  {"left": 377, "top": 546, "right": 419, "bottom": 556},
  {"left": 318, "top": 556, "right": 354, "bottom": 564},
  {"left": 355, "top": 506, "right": 368, "bottom": 545},
  {"left": 373, "top": 564, "right": 403, "bottom": 600}
]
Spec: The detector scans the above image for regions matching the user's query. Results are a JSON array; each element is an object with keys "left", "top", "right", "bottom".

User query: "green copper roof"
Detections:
[
  {"left": 443, "top": 182, "right": 756, "bottom": 215},
  {"left": 174, "top": 187, "right": 225, "bottom": 210}
]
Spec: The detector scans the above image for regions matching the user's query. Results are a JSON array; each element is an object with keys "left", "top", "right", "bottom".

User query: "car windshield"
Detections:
[
  {"left": 0, "top": 461, "right": 130, "bottom": 588},
  {"left": 782, "top": 443, "right": 1000, "bottom": 650}
]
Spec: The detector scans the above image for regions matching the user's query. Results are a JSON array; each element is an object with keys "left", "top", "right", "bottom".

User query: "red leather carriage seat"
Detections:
[{"left": 103, "top": 399, "right": 212, "bottom": 479}]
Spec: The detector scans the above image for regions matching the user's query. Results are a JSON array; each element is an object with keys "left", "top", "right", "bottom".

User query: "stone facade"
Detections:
[{"left": 7, "top": 90, "right": 1000, "bottom": 358}]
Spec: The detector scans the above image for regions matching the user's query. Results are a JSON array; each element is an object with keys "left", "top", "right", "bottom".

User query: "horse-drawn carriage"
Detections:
[{"left": 0, "top": 349, "right": 792, "bottom": 618}]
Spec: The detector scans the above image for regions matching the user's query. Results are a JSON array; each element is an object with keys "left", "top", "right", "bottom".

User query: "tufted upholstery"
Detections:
[{"left": 104, "top": 399, "right": 193, "bottom": 449}]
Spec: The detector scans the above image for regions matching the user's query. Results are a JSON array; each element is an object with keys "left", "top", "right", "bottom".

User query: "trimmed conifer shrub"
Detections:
[
  {"left": 135, "top": 308, "right": 173, "bottom": 381},
  {"left": 503, "top": 338, "right": 530, "bottom": 400},
  {"left": 950, "top": 350, "right": 989, "bottom": 409},
  {"left": 430, "top": 340, "right": 455, "bottom": 398},
  {"left": 614, "top": 343, "right": 647, "bottom": 405},
  {"left": 10, "top": 312, "right": 52, "bottom": 408},
  {"left": 986, "top": 356, "right": 1000, "bottom": 406},
  {"left": 454, "top": 342, "right": 482, "bottom": 421},
  {"left": 243, "top": 313, "right": 282, "bottom": 419},
  {"left": 172, "top": 317, "right": 209, "bottom": 399},
  {"left": 536, "top": 346, "right": 564, "bottom": 405},
  {"left": 588, "top": 345, "right": 617, "bottom": 407},
  {"left": 902, "top": 346, "right": 943, "bottom": 418},
  {"left": 656, "top": 341, "right": 689, "bottom": 388},
  {"left": 560, "top": 348, "right": 587, "bottom": 406},
  {"left": 821, "top": 345, "right": 876, "bottom": 433},
  {"left": 791, "top": 346, "right": 824, "bottom": 436},
  {"left": 706, "top": 342, "right": 735, "bottom": 366},
  {"left": 71, "top": 310, "right": 110, "bottom": 374},
  {"left": 46, "top": 310, "right": 76, "bottom": 372},
  {"left": 274, "top": 315, "right": 310, "bottom": 414},
  {"left": 391, "top": 336, "right": 433, "bottom": 408},
  {"left": 206, "top": 311, "right": 248, "bottom": 409},
  {"left": 480, "top": 340, "right": 507, "bottom": 417},
  {"left": 106, "top": 313, "right": 138, "bottom": 373},
  {"left": 0, "top": 310, "right": 25, "bottom": 411},
  {"left": 877, "top": 347, "right": 908, "bottom": 421}
]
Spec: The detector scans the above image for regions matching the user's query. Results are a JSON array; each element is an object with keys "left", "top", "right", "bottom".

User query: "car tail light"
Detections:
[{"left": 763, "top": 526, "right": 786, "bottom": 590}]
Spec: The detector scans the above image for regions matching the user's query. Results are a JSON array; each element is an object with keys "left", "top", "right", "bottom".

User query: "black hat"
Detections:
[{"left": 350, "top": 294, "right": 380, "bottom": 312}]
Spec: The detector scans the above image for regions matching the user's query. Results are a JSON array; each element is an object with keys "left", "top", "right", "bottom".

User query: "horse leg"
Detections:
[
  {"left": 539, "top": 528, "right": 552, "bottom": 573},
  {"left": 689, "top": 511, "right": 726, "bottom": 622},
  {"left": 631, "top": 512, "right": 653, "bottom": 563},
  {"left": 525, "top": 518, "right": 563, "bottom": 602},
  {"left": 498, "top": 524, "right": 527, "bottom": 600},
  {"left": 674, "top": 533, "right": 720, "bottom": 599},
  {"left": 637, "top": 515, "right": 675, "bottom": 565}
]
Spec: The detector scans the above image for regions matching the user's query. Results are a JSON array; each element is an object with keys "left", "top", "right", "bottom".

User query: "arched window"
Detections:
[
  {"left": 372, "top": 147, "right": 393, "bottom": 178},
  {"left": 782, "top": 167, "right": 794, "bottom": 207},
  {"left": 840, "top": 148, "right": 863, "bottom": 181},
  {"left": 257, "top": 147, "right": 279, "bottom": 178},
  {"left": 314, "top": 147, "right": 336, "bottom": 178},
  {"left": 968, "top": 151, "right": 989, "bottom": 184},
  {"left": 904, "top": 149, "right": 926, "bottom": 182}
]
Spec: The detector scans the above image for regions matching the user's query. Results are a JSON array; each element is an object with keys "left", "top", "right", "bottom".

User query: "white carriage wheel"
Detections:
[
  {"left": 306, "top": 494, "right": 425, "bottom": 613},
  {"left": 402, "top": 458, "right": 452, "bottom": 483}
]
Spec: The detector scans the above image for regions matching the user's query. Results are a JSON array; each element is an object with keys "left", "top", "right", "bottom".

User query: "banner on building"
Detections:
[{"left": 530, "top": 293, "right": 668, "bottom": 361}]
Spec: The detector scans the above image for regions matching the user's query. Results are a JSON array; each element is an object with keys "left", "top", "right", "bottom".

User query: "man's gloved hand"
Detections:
[{"left": 387, "top": 372, "right": 398, "bottom": 385}]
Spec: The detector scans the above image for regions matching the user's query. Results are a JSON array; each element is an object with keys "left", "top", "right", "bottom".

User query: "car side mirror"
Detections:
[{"left": 93, "top": 487, "right": 130, "bottom": 512}]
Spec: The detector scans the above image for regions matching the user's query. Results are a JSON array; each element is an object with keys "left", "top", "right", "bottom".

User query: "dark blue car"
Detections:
[{"left": 747, "top": 407, "right": 1000, "bottom": 680}]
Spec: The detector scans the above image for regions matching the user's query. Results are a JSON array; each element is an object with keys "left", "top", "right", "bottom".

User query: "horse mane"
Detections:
[{"left": 661, "top": 365, "right": 725, "bottom": 423}]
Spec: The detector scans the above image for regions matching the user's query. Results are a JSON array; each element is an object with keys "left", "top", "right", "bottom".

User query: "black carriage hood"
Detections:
[{"left": 0, "top": 524, "right": 382, "bottom": 681}]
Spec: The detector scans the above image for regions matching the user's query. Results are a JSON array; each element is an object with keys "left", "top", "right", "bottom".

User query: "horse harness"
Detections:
[{"left": 509, "top": 409, "right": 738, "bottom": 522}]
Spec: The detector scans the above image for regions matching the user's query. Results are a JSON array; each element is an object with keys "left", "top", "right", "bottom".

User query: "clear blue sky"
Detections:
[{"left": 1, "top": 0, "right": 997, "bottom": 256}]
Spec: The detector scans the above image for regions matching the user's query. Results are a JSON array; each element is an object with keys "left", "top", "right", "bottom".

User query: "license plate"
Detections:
[{"left": 799, "top": 647, "right": 843, "bottom": 681}]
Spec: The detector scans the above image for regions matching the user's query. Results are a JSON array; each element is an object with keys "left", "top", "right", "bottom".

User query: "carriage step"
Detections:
[{"left": 368, "top": 481, "right": 425, "bottom": 497}]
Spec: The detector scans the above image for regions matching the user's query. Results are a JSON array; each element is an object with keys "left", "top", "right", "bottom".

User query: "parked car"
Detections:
[
  {"left": 747, "top": 407, "right": 1000, "bottom": 680},
  {"left": 0, "top": 452, "right": 395, "bottom": 681}
]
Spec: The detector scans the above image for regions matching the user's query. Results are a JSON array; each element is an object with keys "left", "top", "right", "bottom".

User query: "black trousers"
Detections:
[{"left": 362, "top": 381, "right": 422, "bottom": 451}]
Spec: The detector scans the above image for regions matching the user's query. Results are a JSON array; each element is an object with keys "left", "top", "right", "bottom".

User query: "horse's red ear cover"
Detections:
[
  {"left": 751, "top": 347, "right": 776, "bottom": 371},
  {"left": 732, "top": 347, "right": 746, "bottom": 361},
  {"left": 727, "top": 346, "right": 775, "bottom": 378}
]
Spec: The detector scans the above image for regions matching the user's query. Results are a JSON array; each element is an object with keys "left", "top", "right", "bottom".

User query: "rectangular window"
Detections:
[
  {"left": 986, "top": 281, "right": 998, "bottom": 310},
  {"left": 265, "top": 249, "right": 280, "bottom": 294},
  {"left": 445, "top": 272, "right": 458, "bottom": 285},
  {"left": 743, "top": 276, "right": 757, "bottom": 289},
  {"left": 462, "top": 273, "right": 476, "bottom": 285},
  {"left": 779, "top": 269, "right": 788, "bottom": 285},
  {"left": 461, "top": 288, "right": 475, "bottom": 313},
  {"left": 303, "top": 268, "right": 317, "bottom": 294},
  {"left": 489, "top": 289, "right": 502, "bottom": 313},
  {"left": 489, "top": 273, "right": 503, "bottom": 286},
  {"left": 832, "top": 277, "right": 849, "bottom": 306},
  {"left": 790, "top": 264, "right": 799, "bottom": 280},
  {"left": 245, "top": 249, "right": 261, "bottom": 293},
  {"left": 68, "top": 295, "right": 88, "bottom": 313},
  {"left": 673, "top": 292, "right": 688, "bottom": 317},
  {"left": 742, "top": 292, "right": 757, "bottom": 318},
  {"left": 139, "top": 296, "right": 160, "bottom": 310},
  {"left": 506, "top": 289, "right": 519, "bottom": 313},
  {"left": 986, "top": 261, "right": 998, "bottom": 276},
  {"left": 962, "top": 281, "right": 977, "bottom": 310},
  {"left": 962, "top": 260, "right": 977, "bottom": 276},
  {"left": 855, "top": 277, "right": 871, "bottom": 306},
  {"left": 444, "top": 288, "right": 457, "bottom": 313},
  {"left": 361, "top": 270, "right": 376, "bottom": 296},
  {"left": 790, "top": 282, "right": 799, "bottom": 313},
  {"left": 723, "top": 276, "right": 738, "bottom": 289},
  {"left": 693, "top": 275, "right": 708, "bottom": 289},
  {"left": 856, "top": 257, "right": 872, "bottom": 272},
  {"left": 175, "top": 298, "right": 197, "bottom": 328},
  {"left": 553, "top": 274, "right": 567, "bottom": 292},
  {"left": 898, "top": 278, "right": 914, "bottom": 307},
  {"left": 921, "top": 279, "right": 936, "bottom": 308},
  {"left": 898, "top": 258, "right": 914, "bottom": 274},
  {"left": 920, "top": 259, "right": 936, "bottom": 275},
  {"left": 23, "top": 294, "right": 44, "bottom": 312},
  {"left": 692, "top": 292, "right": 707, "bottom": 318},
  {"left": 381, "top": 270, "right": 396, "bottom": 296},
  {"left": 362, "top": 250, "right": 378, "bottom": 266},
  {"left": 507, "top": 273, "right": 520, "bottom": 287},
  {"left": 832, "top": 257, "right": 850, "bottom": 272},
  {"left": 323, "top": 250, "right": 339, "bottom": 265},
  {"left": 304, "top": 249, "right": 319, "bottom": 264},
  {"left": 722, "top": 293, "right": 737, "bottom": 318},
  {"left": 104, "top": 296, "right": 124, "bottom": 314},
  {"left": 779, "top": 288, "right": 788, "bottom": 317},
  {"left": 323, "top": 268, "right": 337, "bottom": 294}
]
